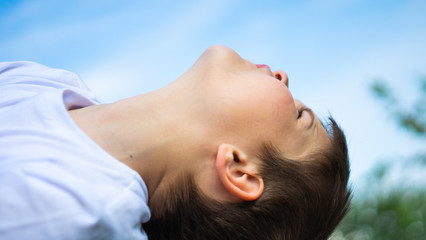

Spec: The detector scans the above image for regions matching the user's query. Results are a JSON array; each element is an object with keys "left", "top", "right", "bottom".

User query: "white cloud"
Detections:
[{"left": 81, "top": 0, "right": 242, "bottom": 102}]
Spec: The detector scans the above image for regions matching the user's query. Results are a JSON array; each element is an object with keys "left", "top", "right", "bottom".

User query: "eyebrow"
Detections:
[{"left": 305, "top": 108, "right": 316, "bottom": 129}]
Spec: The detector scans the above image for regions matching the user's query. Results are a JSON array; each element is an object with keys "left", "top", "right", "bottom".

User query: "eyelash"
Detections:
[{"left": 297, "top": 108, "right": 307, "bottom": 119}]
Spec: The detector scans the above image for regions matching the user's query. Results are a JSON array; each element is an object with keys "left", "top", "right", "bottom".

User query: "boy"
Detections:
[{"left": 0, "top": 45, "right": 351, "bottom": 239}]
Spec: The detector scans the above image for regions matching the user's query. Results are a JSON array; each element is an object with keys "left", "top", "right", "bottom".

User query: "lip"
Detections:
[{"left": 256, "top": 64, "right": 270, "bottom": 69}]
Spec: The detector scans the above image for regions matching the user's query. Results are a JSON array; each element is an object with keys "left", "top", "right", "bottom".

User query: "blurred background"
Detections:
[{"left": 1, "top": 0, "right": 425, "bottom": 239}]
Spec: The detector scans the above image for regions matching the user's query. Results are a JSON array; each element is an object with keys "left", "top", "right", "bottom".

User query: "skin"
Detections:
[{"left": 69, "top": 45, "right": 330, "bottom": 212}]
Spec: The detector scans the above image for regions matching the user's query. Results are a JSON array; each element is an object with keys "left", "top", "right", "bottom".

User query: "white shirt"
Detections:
[{"left": 0, "top": 61, "right": 150, "bottom": 240}]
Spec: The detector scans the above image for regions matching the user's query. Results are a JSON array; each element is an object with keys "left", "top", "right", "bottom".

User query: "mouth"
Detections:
[{"left": 255, "top": 64, "right": 270, "bottom": 69}]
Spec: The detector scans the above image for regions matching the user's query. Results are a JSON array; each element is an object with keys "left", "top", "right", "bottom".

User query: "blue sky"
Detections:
[{"left": 1, "top": 0, "right": 425, "bottom": 190}]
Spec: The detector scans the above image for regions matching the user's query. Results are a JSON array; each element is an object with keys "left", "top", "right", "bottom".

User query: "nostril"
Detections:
[
  {"left": 275, "top": 73, "right": 282, "bottom": 81},
  {"left": 273, "top": 70, "right": 289, "bottom": 87}
]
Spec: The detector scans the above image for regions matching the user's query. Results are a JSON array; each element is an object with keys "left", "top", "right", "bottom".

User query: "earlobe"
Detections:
[{"left": 216, "top": 144, "right": 264, "bottom": 201}]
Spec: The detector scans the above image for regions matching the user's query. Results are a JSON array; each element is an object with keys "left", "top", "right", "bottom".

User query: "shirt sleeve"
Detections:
[{"left": 0, "top": 167, "right": 121, "bottom": 240}]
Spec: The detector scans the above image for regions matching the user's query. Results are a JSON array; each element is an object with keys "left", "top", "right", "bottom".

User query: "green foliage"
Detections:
[
  {"left": 332, "top": 189, "right": 426, "bottom": 240},
  {"left": 371, "top": 80, "right": 395, "bottom": 102},
  {"left": 371, "top": 77, "right": 426, "bottom": 136},
  {"left": 331, "top": 76, "right": 426, "bottom": 240}
]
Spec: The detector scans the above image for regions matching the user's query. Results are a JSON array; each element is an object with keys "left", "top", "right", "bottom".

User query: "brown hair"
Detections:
[{"left": 143, "top": 117, "right": 351, "bottom": 240}]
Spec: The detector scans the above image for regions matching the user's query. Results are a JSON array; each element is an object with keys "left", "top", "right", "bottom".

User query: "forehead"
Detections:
[
  {"left": 270, "top": 109, "right": 332, "bottom": 160},
  {"left": 311, "top": 116, "right": 333, "bottom": 153}
]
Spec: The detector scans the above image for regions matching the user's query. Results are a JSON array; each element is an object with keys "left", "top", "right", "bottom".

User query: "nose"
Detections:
[{"left": 273, "top": 70, "right": 289, "bottom": 87}]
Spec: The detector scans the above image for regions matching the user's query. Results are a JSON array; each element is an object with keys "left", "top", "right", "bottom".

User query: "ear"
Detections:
[{"left": 215, "top": 144, "right": 264, "bottom": 201}]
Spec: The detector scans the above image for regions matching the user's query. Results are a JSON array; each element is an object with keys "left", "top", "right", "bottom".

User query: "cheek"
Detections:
[
  {"left": 211, "top": 76, "right": 296, "bottom": 138},
  {"left": 234, "top": 83, "right": 296, "bottom": 132},
  {"left": 251, "top": 84, "right": 294, "bottom": 119}
]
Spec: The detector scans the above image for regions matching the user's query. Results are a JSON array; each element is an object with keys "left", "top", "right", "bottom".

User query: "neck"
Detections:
[{"left": 68, "top": 84, "right": 209, "bottom": 200}]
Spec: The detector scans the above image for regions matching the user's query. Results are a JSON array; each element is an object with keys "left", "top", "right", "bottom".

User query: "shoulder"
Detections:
[
  {"left": 0, "top": 61, "right": 99, "bottom": 108},
  {"left": 0, "top": 61, "right": 81, "bottom": 86}
]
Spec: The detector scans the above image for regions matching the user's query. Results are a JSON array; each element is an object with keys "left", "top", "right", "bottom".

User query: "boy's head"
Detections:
[{"left": 142, "top": 45, "right": 351, "bottom": 239}]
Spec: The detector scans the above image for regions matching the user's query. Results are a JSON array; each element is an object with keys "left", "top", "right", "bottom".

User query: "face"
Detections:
[
  {"left": 186, "top": 45, "right": 330, "bottom": 159},
  {"left": 144, "top": 46, "right": 333, "bottom": 237}
]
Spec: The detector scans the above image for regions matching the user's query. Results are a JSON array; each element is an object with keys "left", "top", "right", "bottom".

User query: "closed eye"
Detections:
[
  {"left": 297, "top": 107, "right": 308, "bottom": 119},
  {"left": 297, "top": 106, "right": 316, "bottom": 129}
]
